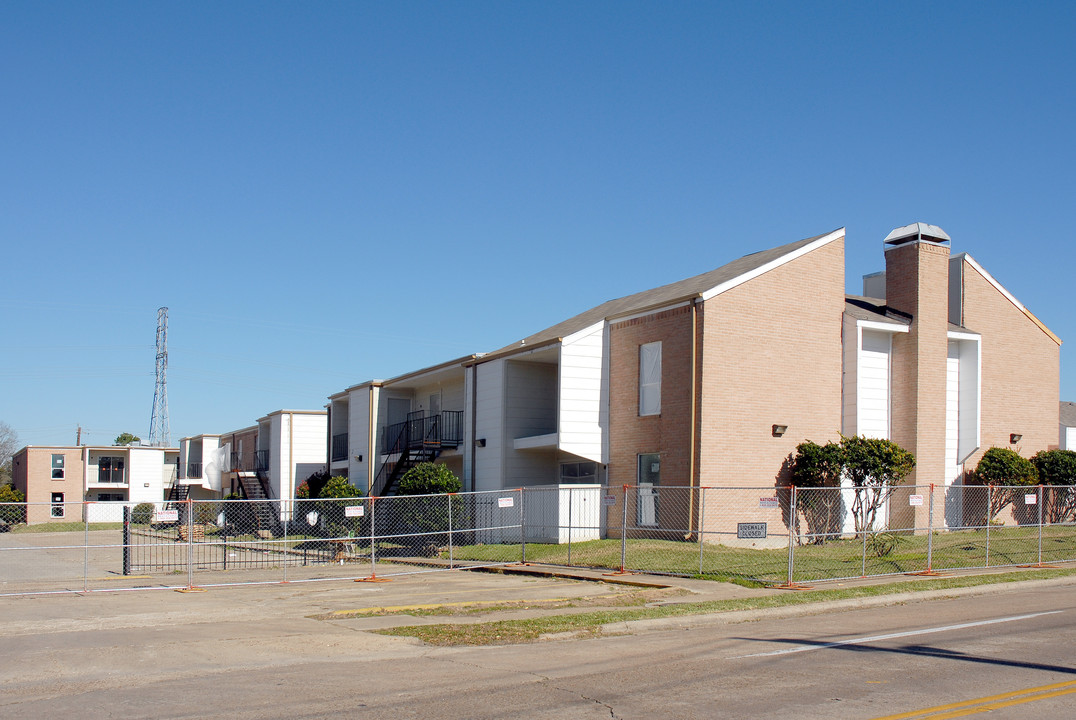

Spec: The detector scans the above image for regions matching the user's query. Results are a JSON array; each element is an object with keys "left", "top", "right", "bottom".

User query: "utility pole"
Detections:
[{"left": 76, "top": 425, "right": 82, "bottom": 446}]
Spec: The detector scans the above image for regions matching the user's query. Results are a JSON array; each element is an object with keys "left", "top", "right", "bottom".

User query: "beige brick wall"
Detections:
[
  {"left": 698, "top": 237, "right": 846, "bottom": 487},
  {"left": 885, "top": 241, "right": 951, "bottom": 527},
  {"left": 12, "top": 447, "right": 86, "bottom": 524},
  {"left": 959, "top": 260, "right": 1060, "bottom": 469},
  {"left": 695, "top": 237, "right": 845, "bottom": 545}
]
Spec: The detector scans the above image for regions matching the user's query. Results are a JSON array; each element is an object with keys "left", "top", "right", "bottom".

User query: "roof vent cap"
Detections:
[{"left": 884, "top": 222, "right": 951, "bottom": 247}]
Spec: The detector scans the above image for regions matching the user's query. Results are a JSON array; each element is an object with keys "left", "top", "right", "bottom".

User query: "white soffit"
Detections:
[
  {"left": 858, "top": 319, "right": 909, "bottom": 334},
  {"left": 701, "top": 228, "right": 845, "bottom": 301},
  {"left": 947, "top": 329, "right": 981, "bottom": 342}
]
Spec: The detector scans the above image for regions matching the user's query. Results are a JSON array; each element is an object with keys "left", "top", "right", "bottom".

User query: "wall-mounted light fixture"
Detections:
[
  {"left": 1010, "top": 433, "right": 1022, "bottom": 444},
  {"left": 475, "top": 438, "right": 487, "bottom": 448},
  {"left": 772, "top": 424, "right": 788, "bottom": 437},
  {"left": 354, "top": 454, "right": 363, "bottom": 463}
]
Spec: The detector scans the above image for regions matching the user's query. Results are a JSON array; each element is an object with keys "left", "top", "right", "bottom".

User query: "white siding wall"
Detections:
[
  {"left": 290, "top": 413, "right": 328, "bottom": 497},
  {"left": 858, "top": 330, "right": 892, "bottom": 439},
  {"left": 473, "top": 359, "right": 505, "bottom": 491},
  {"left": 505, "top": 360, "right": 558, "bottom": 487},
  {"left": 1063, "top": 425, "right": 1075, "bottom": 451},
  {"left": 348, "top": 387, "right": 372, "bottom": 492},
  {"left": 128, "top": 448, "right": 165, "bottom": 503},
  {"left": 945, "top": 341, "right": 961, "bottom": 483},
  {"left": 559, "top": 322, "right": 606, "bottom": 463},
  {"left": 841, "top": 315, "right": 858, "bottom": 436}
]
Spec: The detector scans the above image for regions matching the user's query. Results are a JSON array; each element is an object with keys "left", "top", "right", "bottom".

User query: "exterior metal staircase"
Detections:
[
  {"left": 372, "top": 411, "right": 463, "bottom": 497},
  {"left": 237, "top": 473, "right": 279, "bottom": 536}
]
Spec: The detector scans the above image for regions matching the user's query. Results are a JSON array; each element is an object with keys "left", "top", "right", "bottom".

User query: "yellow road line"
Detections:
[
  {"left": 870, "top": 679, "right": 1076, "bottom": 720},
  {"left": 331, "top": 597, "right": 572, "bottom": 616}
]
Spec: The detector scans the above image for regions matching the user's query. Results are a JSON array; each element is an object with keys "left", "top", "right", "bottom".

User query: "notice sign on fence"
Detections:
[
  {"left": 909, "top": 495, "right": 924, "bottom": 507},
  {"left": 1025, "top": 493, "right": 1038, "bottom": 505},
  {"left": 737, "top": 522, "right": 767, "bottom": 539},
  {"left": 154, "top": 509, "right": 178, "bottom": 523},
  {"left": 345, "top": 505, "right": 365, "bottom": 518},
  {"left": 498, "top": 497, "right": 515, "bottom": 508},
  {"left": 759, "top": 497, "right": 779, "bottom": 509},
  {"left": 602, "top": 495, "right": 617, "bottom": 506}
]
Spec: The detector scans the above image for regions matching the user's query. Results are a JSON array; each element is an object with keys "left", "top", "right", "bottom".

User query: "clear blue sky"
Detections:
[{"left": 2, "top": 1, "right": 1074, "bottom": 448}]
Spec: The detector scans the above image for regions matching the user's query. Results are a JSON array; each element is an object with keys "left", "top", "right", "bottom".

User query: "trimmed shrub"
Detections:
[
  {"left": 398, "top": 463, "right": 462, "bottom": 495},
  {"left": 1032, "top": 449, "right": 1076, "bottom": 486},
  {"left": 130, "top": 503, "right": 155, "bottom": 525},
  {"left": 0, "top": 484, "right": 26, "bottom": 525},
  {"left": 972, "top": 447, "right": 1039, "bottom": 519}
]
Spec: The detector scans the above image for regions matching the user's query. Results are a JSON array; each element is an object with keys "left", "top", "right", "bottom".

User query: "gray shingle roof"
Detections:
[
  {"left": 487, "top": 230, "right": 841, "bottom": 359},
  {"left": 844, "top": 296, "right": 911, "bottom": 326},
  {"left": 1061, "top": 401, "right": 1076, "bottom": 428}
]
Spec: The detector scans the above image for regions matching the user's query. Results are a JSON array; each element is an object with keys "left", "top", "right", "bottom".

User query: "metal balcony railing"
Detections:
[
  {"left": 255, "top": 450, "right": 270, "bottom": 472},
  {"left": 186, "top": 463, "right": 202, "bottom": 479},
  {"left": 332, "top": 433, "right": 349, "bottom": 462},
  {"left": 380, "top": 411, "right": 464, "bottom": 454}
]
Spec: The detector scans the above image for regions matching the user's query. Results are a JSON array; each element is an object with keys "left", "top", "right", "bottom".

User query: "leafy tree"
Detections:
[
  {"left": 0, "top": 484, "right": 26, "bottom": 524},
  {"left": 1032, "top": 449, "right": 1076, "bottom": 522},
  {"left": 318, "top": 476, "right": 361, "bottom": 499},
  {"left": 396, "top": 463, "right": 463, "bottom": 547},
  {"left": 971, "top": 447, "right": 1039, "bottom": 519},
  {"left": 839, "top": 435, "right": 916, "bottom": 533},
  {"left": 114, "top": 432, "right": 141, "bottom": 446},
  {"left": 789, "top": 440, "right": 844, "bottom": 543}
]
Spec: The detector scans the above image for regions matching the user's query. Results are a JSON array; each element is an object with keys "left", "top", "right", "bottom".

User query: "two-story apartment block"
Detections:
[
  {"left": 327, "top": 223, "right": 1061, "bottom": 540},
  {"left": 179, "top": 410, "right": 327, "bottom": 503},
  {"left": 10, "top": 444, "right": 180, "bottom": 524}
]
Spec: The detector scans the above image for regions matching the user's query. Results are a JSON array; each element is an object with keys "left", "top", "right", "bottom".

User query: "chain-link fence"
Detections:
[{"left": 2, "top": 483, "right": 1074, "bottom": 596}]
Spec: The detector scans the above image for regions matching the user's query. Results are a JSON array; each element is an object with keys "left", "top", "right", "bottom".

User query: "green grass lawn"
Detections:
[{"left": 445, "top": 524, "right": 1076, "bottom": 584}]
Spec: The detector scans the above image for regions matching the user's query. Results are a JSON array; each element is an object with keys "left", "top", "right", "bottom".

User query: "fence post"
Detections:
[
  {"left": 786, "top": 486, "right": 796, "bottom": 587},
  {"left": 986, "top": 484, "right": 992, "bottom": 568},
  {"left": 620, "top": 485, "right": 628, "bottom": 573},
  {"left": 447, "top": 493, "right": 454, "bottom": 570},
  {"left": 183, "top": 498, "right": 194, "bottom": 590},
  {"left": 1037, "top": 484, "right": 1044, "bottom": 566},
  {"left": 860, "top": 492, "right": 868, "bottom": 577},
  {"left": 567, "top": 486, "right": 573, "bottom": 567},
  {"left": 122, "top": 505, "right": 131, "bottom": 575},
  {"left": 698, "top": 486, "right": 706, "bottom": 576},
  {"left": 83, "top": 502, "right": 90, "bottom": 593},
  {"left": 370, "top": 496, "right": 377, "bottom": 574},
  {"left": 520, "top": 487, "right": 527, "bottom": 564},
  {"left": 926, "top": 484, "right": 935, "bottom": 572},
  {"left": 282, "top": 499, "right": 289, "bottom": 583}
]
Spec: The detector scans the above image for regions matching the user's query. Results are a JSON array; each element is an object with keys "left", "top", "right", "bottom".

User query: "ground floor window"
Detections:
[
  {"left": 51, "top": 492, "right": 64, "bottom": 518},
  {"left": 560, "top": 461, "right": 597, "bottom": 484},
  {"left": 97, "top": 493, "right": 125, "bottom": 502},
  {"left": 637, "top": 453, "right": 660, "bottom": 526}
]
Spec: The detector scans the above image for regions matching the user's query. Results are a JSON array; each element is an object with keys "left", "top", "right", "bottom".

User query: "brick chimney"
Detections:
[{"left": 884, "top": 222, "right": 951, "bottom": 527}]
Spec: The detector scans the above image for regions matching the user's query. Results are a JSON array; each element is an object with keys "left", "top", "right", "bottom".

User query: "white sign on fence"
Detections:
[
  {"left": 737, "top": 522, "right": 767, "bottom": 539},
  {"left": 154, "top": 509, "right": 178, "bottom": 523},
  {"left": 759, "top": 497, "right": 779, "bottom": 509},
  {"left": 345, "top": 505, "right": 365, "bottom": 518},
  {"left": 909, "top": 495, "right": 924, "bottom": 507},
  {"left": 498, "top": 497, "right": 515, "bottom": 508},
  {"left": 1025, "top": 493, "right": 1038, "bottom": 505},
  {"left": 602, "top": 495, "right": 617, "bottom": 506}
]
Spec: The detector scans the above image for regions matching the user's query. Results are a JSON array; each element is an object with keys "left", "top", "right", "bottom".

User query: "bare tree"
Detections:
[{"left": 0, "top": 421, "right": 19, "bottom": 485}]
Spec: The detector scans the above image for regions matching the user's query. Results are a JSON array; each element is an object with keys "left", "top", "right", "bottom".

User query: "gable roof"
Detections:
[
  {"left": 483, "top": 228, "right": 844, "bottom": 361},
  {"left": 1062, "top": 401, "right": 1076, "bottom": 428},
  {"left": 954, "top": 252, "right": 1061, "bottom": 346}
]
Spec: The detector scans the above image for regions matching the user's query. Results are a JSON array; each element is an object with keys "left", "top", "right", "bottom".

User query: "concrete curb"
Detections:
[{"left": 601, "top": 575, "right": 1076, "bottom": 635}]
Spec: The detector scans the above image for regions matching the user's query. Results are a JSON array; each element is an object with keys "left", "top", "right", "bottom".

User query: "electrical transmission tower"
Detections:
[{"left": 148, "top": 307, "right": 170, "bottom": 447}]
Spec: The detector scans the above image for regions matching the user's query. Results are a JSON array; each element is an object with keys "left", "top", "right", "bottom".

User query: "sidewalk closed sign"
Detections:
[{"left": 737, "top": 522, "right": 767, "bottom": 539}]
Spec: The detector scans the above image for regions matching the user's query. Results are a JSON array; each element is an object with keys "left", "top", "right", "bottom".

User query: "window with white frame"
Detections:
[
  {"left": 51, "top": 492, "right": 64, "bottom": 518},
  {"left": 639, "top": 342, "right": 662, "bottom": 416},
  {"left": 51, "top": 454, "right": 65, "bottom": 479}
]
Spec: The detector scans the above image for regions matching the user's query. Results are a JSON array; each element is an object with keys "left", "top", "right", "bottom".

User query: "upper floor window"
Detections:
[
  {"left": 51, "top": 454, "right": 65, "bottom": 479},
  {"left": 98, "top": 457, "right": 125, "bottom": 484},
  {"left": 639, "top": 341, "right": 662, "bottom": 416}
]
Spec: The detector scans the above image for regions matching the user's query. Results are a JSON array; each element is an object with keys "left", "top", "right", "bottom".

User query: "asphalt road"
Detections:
[{"left": 1, "top": 574, "right": 1074, "bottom": 719}]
